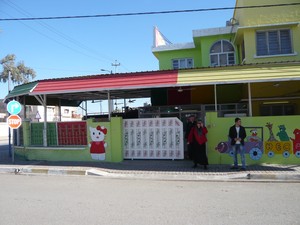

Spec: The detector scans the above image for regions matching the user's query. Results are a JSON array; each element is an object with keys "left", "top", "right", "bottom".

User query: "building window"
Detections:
[
  {"left": 64, "top": 109, "right": 70, "bottom": 114},
  {"left": 210, "top": 40, "right": 235, "bottom": 66},
  {"left": 172, "top": 58, "right": 193, "bottom": 69},
  {"left": 260, "top": 104, "right": 295, "bottom": 116},
  {"left": 256, "top": 29, "right": 292, "bottom": 56}
]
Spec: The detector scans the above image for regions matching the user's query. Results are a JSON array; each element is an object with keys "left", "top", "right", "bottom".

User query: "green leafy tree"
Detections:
[{"left": 0, "top": 54, "right": 36, "bottom": 85}]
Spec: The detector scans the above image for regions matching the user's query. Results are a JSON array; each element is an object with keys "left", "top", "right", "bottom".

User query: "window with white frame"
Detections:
[
  {"left": 256, "top": 29, "right": 292, "bottom": 56},
  {"left": 210, "top": 40, "right": 235, "bottom": 66},
  {"left": 172, "top": 58, "right": 193, "bottom": 69}
]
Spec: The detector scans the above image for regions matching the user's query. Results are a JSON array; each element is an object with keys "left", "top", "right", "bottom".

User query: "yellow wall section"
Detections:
[
  {"left": 235, "top": 0, "right": 300, "bottom": 26},
  {"left": 206, "top": 112, "right": 300, "bottom": 165}
]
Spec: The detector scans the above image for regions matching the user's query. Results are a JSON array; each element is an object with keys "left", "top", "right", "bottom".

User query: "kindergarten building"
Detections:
[{"left": 5, "top": 0, "right": 300, "bottom": 164}]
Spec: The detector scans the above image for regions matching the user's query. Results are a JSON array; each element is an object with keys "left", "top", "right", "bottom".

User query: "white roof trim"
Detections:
[
  {"left": 193, "top": 26, "right": 237, "bottom": 37},
  {"left": 236, "top": 22, "right": 299, "bottom": 31},
  {"left": 152, "top": 42, "right": 195, "bottom": 52}
]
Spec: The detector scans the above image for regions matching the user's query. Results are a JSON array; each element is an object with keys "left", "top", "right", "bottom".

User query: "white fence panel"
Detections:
[{"left": 123, "top": 118, "right": 184, "bottom": 160}]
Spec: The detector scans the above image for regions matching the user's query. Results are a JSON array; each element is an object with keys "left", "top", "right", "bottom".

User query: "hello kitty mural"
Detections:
[{"left": 89, "top": 125, "right": 107, "bottom": 160}]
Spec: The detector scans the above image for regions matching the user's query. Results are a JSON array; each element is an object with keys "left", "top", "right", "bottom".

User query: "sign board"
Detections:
[
  {"left": 7, "top": 100, "right": 22, "bottom": 115},
  {"left": 35, "top": 111, "right": 41, "bottom": 119},
  {"left": 7, "top": 114, "right": 22, "bottom": 129}
]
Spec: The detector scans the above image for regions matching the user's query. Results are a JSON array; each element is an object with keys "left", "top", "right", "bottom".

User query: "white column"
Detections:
[{"left": 248, "top": 83, "right": 252, "bottom": 117}]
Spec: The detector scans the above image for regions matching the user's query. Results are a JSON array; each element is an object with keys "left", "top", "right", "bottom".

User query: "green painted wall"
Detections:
[
  {"left": 196, "top": 34, "right": 239, "bottom": 67},
  {"left": 15, "top": 113, "right": 300, "bottom": 165},
  {"left": 155, "top": 33, "right": 238, "bottom": 70},
  {"left": 157, "top": 48, "right": 200, "bottom": 70},
  {"left": 154, "top": 0, "right": 300, "bottom": 68},
  {"left": 206, "top": 112, "right": 300, "bottom": 165},
  {"left": 15, "top": 117, "right": 123, "bottom": 162}
]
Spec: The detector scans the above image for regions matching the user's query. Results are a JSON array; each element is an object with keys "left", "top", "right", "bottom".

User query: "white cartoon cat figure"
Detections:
[{"left": 89, "top": 125, "right": 107, "bottom": 160}]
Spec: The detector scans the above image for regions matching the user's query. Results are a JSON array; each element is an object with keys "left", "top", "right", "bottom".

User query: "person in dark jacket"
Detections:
[
  {"left": 185, "top": 115, "right": 196, "bottom": 160},
  {"left": 228, "top": 117, "right": 247, "bottom": 170},
  {"left": 187, "top": 119, "right": 208, "bottom": 169}
]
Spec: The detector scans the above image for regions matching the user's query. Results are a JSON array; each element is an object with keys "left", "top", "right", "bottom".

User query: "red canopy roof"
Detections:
[{"left": 32, "top": 70, "right": 178, "bottom": 95}]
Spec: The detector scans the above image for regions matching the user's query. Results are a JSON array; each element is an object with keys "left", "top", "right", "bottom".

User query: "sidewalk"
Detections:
[{"left": 1, "top": 154, "right": 300, "bottom": 182}]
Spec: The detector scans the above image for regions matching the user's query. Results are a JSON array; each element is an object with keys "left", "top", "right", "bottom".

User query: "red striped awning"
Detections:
[{"left": 32, "top": 70, "right": 178, "bottom": 95}]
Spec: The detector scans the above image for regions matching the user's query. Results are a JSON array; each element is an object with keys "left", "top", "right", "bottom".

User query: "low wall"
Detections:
[
  {"left": 14, "top": 117, "right": 123, "bottom": 162},
  {"left": 206, "top": 112, "right": 300, "bottom": 165}
]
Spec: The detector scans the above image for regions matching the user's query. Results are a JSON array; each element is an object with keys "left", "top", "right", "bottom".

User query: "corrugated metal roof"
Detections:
[
  {"left": 5, "top": 82, "right": 38, "bottom": 99},
  {"left": 32, "top": 70, "right": 178, "bottom": 95},
  {"left": 177, "top": 63, "right": 300, "bottom": 86},
  {"left": 5, "top": 61, "right": 300, "bottom": 103}
]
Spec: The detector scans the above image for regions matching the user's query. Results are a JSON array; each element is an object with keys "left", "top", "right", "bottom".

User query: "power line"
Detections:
[
  {"left": 0, "top": 3, "right": 299, "bottom": 21},
  {"left": 1, "top": 0, "right": 114, "bottom": 64}
]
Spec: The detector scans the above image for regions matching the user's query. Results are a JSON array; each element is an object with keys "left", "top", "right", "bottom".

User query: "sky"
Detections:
[{"left": 0, "top": 0, "right": 236, "bottom": 114}]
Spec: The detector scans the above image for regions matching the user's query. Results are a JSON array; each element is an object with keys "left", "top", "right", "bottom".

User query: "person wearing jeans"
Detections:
[{"left": 228, "top": 117, "right": 247, "bottom": 171}]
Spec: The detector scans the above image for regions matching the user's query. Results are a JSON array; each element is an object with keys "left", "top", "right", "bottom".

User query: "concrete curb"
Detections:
[
  {"left": 85, "top": 168, "right": 300, "bottom": 182},
  {"left": 1, "top": 165, "right": 300, "bottom": 182},
  {"left": 0, "top": 166, "right": 86, "bottom": 176}
]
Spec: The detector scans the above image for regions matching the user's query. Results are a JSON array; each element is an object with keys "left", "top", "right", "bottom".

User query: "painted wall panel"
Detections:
[
  {"left": 123, "top": 118, "right": 184, "bottom": 160},
  {"left": 206, "top": 112, "right": 300, "bottom": 165}
]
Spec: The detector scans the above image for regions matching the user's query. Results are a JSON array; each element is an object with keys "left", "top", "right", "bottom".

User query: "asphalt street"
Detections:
[{"left": 1, "top": 174, "right": 299, "bottom": 225}]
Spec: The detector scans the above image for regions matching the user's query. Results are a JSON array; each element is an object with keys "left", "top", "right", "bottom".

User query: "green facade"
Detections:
[{"left": 153, "top": 0, "right": 300, "bottom": 69}]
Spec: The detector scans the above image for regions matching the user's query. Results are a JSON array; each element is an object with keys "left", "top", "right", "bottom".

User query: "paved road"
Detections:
[{"left": 0, "top": 174, "right": 299, "bottom": 225}]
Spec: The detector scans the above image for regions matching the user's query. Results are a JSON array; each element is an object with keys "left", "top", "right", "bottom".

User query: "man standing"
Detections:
[{"left": 229, "top": 117, "right": 247, "bottom": 171}]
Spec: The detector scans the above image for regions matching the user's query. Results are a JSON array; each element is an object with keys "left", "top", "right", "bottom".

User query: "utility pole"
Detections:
[
  {"left": 111, "top": 60, "right": 121, "bottom": 73},
  {"left": 7, "top": 69, "right": 12, "bottom": 159}
]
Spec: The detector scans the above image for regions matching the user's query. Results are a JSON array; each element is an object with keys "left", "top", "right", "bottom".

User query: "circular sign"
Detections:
[
  {"left": 7, "top": 114, "right": 22, "bottom": 129},
  {"left": 7, "top": 100, "right": 22, "bottom": 115}
]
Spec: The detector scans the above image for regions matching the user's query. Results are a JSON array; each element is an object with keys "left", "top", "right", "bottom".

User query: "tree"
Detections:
[{"left": 0, "top": 54, "right": 36, "bottom": 85}]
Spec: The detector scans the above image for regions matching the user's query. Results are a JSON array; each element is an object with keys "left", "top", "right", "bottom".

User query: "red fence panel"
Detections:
[{"left": 57, "top": 121, "right": 87, "bottom": 146}]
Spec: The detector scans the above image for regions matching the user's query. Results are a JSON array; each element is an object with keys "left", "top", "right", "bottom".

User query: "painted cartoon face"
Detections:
[
  {"left": 250, "top": 129, "right": 257, "bottom": 136},
  {"left": 89, "top": 126, "right": 105, "bottom": 142},
  {"left": 278, "top": 125, "right": 286, "bottom": 131}
]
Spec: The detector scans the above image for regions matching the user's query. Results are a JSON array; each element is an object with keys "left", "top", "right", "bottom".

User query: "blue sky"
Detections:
[{"left": 0, "top": 0, "right": 236, "bottom": 113}]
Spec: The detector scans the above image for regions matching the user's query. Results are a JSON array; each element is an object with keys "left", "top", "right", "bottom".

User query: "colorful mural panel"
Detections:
[{"left": 208, "top": 112, "right": 300, "bottom": 165}]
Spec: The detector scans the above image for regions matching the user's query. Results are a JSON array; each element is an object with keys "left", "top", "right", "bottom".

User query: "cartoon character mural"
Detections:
[
  {"left": 215, "top": 127, "right": 264, "bottom": 161},
  {"left": 215, "top": 122, "right": 300, "bottom": 160},
  {"left": 265, "top": 122, "right": 292, "bottom": 158},
  {"left": 89, "top": 125, "right": 107, "bottom": 160},
  {"left": 247, "top": 128, "right": 261, "bottom": 142},
  {"left": 291, "top": 129, "right": 300, "bottom": 158},
  {"left": 277, "top": 125, "right": 290, "bottom": 141}
]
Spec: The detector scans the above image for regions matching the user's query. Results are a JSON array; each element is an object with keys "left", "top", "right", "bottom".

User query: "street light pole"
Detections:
[{"left": 100, "top": 69, "right": 112, "bottom": 74}]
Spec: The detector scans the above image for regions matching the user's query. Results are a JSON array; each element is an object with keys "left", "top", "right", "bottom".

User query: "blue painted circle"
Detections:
[
  {"left": 283, "top": 151, "right": 290, "bottom": 158},
  {"left": 7, "top": 100, "right": 22, "bottom": 115},
  {"left": 249, "top": 147, "right": 262, "bottom": 160},
  {"left": 268, "top": 151, "right": 274, "bottom": 158}
]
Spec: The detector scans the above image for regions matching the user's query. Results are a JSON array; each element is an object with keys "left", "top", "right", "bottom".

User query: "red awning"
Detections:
[{"left": 32, "top": 70, "right": 178, "bottom": 95}]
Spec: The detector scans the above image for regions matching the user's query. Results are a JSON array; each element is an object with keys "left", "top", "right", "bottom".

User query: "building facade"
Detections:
[
  {"left": 6, "top": 0, "right": 300, "bottom": 165},
  {"left": 151, "top": 0, "right": 300, "bottom": 117}
]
